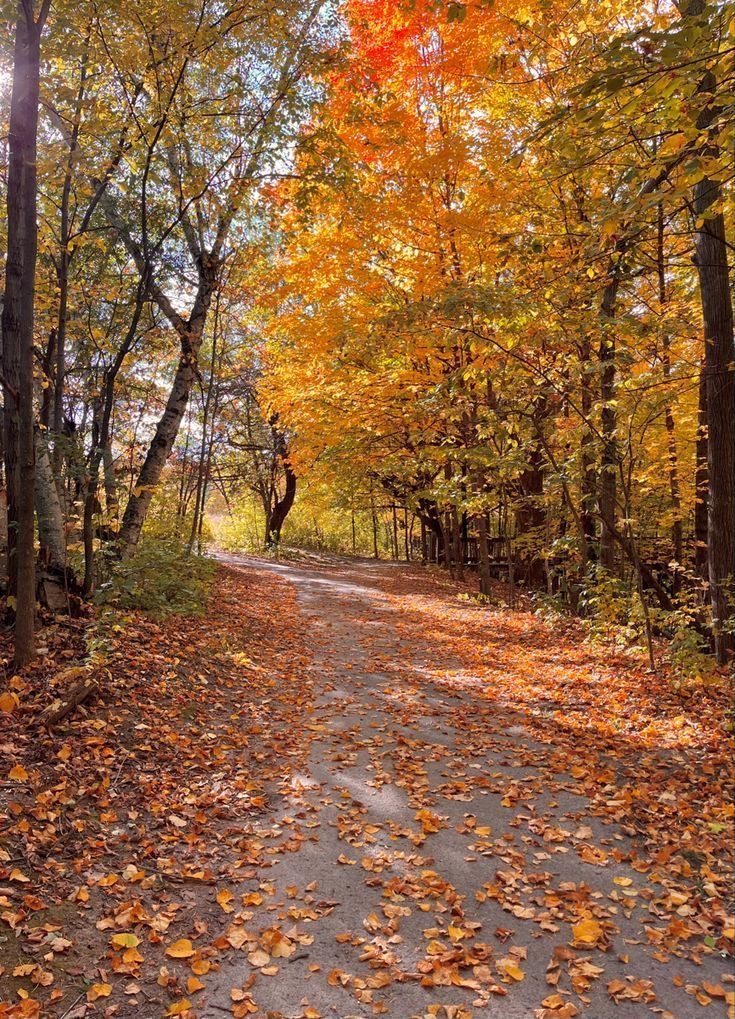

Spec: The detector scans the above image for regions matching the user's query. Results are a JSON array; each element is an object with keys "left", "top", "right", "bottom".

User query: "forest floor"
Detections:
[{"left": 0, "top": 554, "right": 733, "bottom": 1019}]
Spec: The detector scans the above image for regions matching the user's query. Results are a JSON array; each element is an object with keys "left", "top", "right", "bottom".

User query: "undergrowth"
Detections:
[{"left": 95, "top": 534, "right": 216, "bottom": 617}]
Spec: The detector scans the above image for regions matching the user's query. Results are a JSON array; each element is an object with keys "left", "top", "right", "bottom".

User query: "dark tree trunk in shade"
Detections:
[
  {"left": 1, "top": 3, "right": 50, "bottom": 666},
  {"left": 266, "top": 462, "right": 296, "bottom": 547},
  {"left": 578, "top": 335, "right": 597, "bottom": 566},
  {"left": 477, "top": 512, "right": 492, "bottom": 595},
  {"left": 598, "top": 273, "right": 619, "bottom": 573},
  {"left": 657, "top": 202, "right": 683, "bottom": 577},
  {"left": 694, "top": 361, "right": 709, "bottom": 583},
  {"left": 682, "top": 1, "right": 735, "bottom": 662},
  {"left": 516, "top": 461, "right": 546, "bottom": 588},
  {"left": 418, "top": 499, "right": 444, "bottom": 565}
]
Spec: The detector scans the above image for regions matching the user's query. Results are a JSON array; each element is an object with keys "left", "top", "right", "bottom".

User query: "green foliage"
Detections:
[
  {"left": 666, "top": 618, "right": 715, "bottom": 686},
  {"left": 95, "top": 536, "right": 216, "bottom": 617},
  {"left": 214, "top": 501, "right": 266, "bottom": 553},
  {"left": 213, "top": 484, "right": 398, "bottom": 558},
  {"left": 575, "top": 569, "right": 720, "bottom": 683},
  {"left": 578, "top": 569, "right": 641, "bottom": 648},
  {"left": 659, "top": 590, "right": 717, "bottom": 685},
  {"left": 532, "top": 591, "right": 572, "bottom": 625}
]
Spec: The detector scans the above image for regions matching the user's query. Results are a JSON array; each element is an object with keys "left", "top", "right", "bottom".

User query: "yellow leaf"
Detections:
[
  {"left": 217, "top": 888, "right": 235, "bottom": 913},
  {"left": 111, "top": 933, "right": 140, "bottom": 948},
  {"left": 499, "top": 960, "right": 525, "bottom": 981},
  {"left": 166, "top": 1000, "right": 192, "bottom": 1015},
  {"left": 186, "top": 977, "right": 205, "bottom": 994},
  {"left": 9, "top": 765, "right": 29, "bottom": 781},
  {"left": 165, "top": 939, "right": 195, "bottom": 959},
  {"left": 87, "top": 984, "right": 112, "bottom": 1001},
  {"left": 571, "top": 918, "right": 603, "bottom": 946}
]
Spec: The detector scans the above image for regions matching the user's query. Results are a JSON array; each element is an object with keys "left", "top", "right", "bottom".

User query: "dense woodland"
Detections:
[
  {"left": 0, "top": 0, "right": 733, "bottom": 668},
  {"left": 0, "top": 4, "right": 734, "bottom": 1018}
]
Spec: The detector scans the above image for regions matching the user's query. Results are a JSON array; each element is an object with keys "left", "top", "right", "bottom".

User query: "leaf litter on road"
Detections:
[{"left": 1, "top": 557, "right": 733, "bottom": 1018}]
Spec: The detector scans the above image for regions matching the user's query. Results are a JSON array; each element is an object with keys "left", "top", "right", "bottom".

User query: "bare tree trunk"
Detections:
[
  {"left": 176, "top": 406, "right": 193, "bottom": 518},
  {"left": 35, "top": 431, "right": 66, "bottom": 571},
  {"left": 692, "top": 93, "right": 735, "bottom": 663},
  {"left": 477, "top": 512, "right": 491, "bottom": 596},
  {"left": 657, "top": 201, "right": 683, "bottom": 579},
  {"left": 2, "top": 2, "right": 50, "bottom": 667},
  {"left": 371, "top": 490, "right": 379, "bottom": 558},
  {"left": 52, "top": 32, "right": 91, "bottom": 477},
  {"left": 516, "top": 420, "right": 547, "bottom": 589},
  {"left": 451, "top": 508, "right": 464, "bottom": 579},
  {"left": 118, "top": 325, "right": 207, "bottom": 555},
  {"left": 694, "top": 361, "right": 709, "bottom": 582},
  {"left": 598, "top": 275, "right": 619, "bottom": 573},
  {"left": 443, "top": 510, "right": 453, "bottom": 574},
  {"left": 266, "top": 462, "right": 296, "bottom": 546},
  {"left": 264, "top": 423, "right": 297, "bottom": 548},
  {"left": 103, "top": 439, "right": 118, "bottom": 522},
  {"left": 188, "top": 296, "right": 221, "bottom": 551},
  {"left": 578, "top": 335, "right": 597, "bottom": 567}
]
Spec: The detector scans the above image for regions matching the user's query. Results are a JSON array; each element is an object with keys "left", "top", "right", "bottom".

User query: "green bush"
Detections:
[
  {"left": 578, "top": 568, "right": 641, "bottom": 647},
  {"left": 95, "top": 535, "right": 216, "bottom": 617}
]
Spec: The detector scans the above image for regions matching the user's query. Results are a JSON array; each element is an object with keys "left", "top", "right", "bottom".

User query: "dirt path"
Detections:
[
  {"left": 202, "top": 554, "right": 732, "bottom": 1019},
  {"left": 1, "top": 555, "right": 732, "bottom": 1019}
]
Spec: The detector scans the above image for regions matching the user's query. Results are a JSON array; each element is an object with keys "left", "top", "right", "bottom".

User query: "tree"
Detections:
[
  {"left": 1, "top": 0, "right": 51, "bottom": 667},
  {"left": 683, "top": 0, "right": 734, "bottom": 663}
]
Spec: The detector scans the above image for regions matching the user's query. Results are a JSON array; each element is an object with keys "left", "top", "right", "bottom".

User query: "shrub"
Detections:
[{"left": 95, "top": 535, "right": 216, "bottom": 617}]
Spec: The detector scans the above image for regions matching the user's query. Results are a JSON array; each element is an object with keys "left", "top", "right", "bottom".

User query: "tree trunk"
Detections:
[
  {"left": 598, "top": 275, "right": 619, "bottom": 573},
  {"left": 694, "top": 360, "right": 709, "bottom": 582},
  {"left": 103, "top": 439, "right": 119, "bottom": 522},
  {"left": 371, "top": 491, "right": 379, "bottom": 558},
  {"left": 1, "top": 3, "right": 49, "bottom": 667},
  {"left": 658, "top": 201, "right": 683, "bottom": 577},
  {"left": 118, "top": 341, "right": 202, "bottom": 555},
  {"left": 266, "top": 463, "right": 296, "bottom": 547},
  {"left": 35, "top": 431, "right": 66, "bottom": 571},
  {"left": 692, "top": 102, "right": 735, "bottom": 663},
  {"left": 451, "top": 508, "right": 463, "bottom": 579},
  {"left": 516, "top": 442, "right": 547, "bottom": 588},
  {"left": 578, "top": 335, "right": 597, "bottom": 567},
  {"left": 51, "top": 30, "right": 89, "bottom": 479},
  {"left": 418, "top": 499, "right": 444, "bottom": 565},
  {"left": 698, "top": 210, "right": 735, "bottom": 663},
  {"left": 477, "top": 512, "right": 491, "bottom": 596},
  {"left": 116, "top": 248, "right": 216, "bottom": 555},
  {"left": 188, "top": 305, "right": 220, "bottom": 552},
  {"left": 196, "top": 384, "right": 220, "bottom": 554},
  {"left": 443, "top": 510, "right": 454, "bottom": 574}
]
